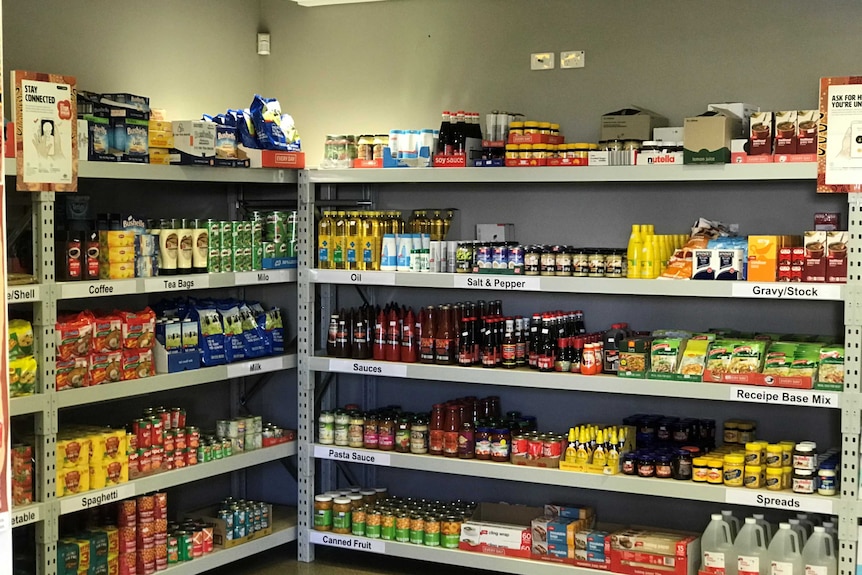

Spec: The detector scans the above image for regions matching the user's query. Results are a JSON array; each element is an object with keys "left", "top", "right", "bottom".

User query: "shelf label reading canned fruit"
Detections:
[
  {"left": 314, "top": 445, "right": 391, "bottom": 466},
  {"left": 731, "top": 283, "right": 841, "bottom": 300},
  {"left": 313, "top": 270, "right": 395, "bottom": 286},
  {"left": 309, "top": 529, "right": 386, "bottom": 553},
  {"left": 725, "top": 490, "right": 833, "bottom": 514},
  {"left": 730, "top": 387, "right": 838, "bottom": 409},
  {"left": 328, "top": 359, "right": 407, "bottom": 378},
  {"left": 11, "top": 506, "right": 40, "bottom": 527},
  {"left": 144, "top": 276, "right": 210, "bottom": 293},
  {"left": 226, "top": 356, "right": 284, "bottom": 378},
  {"left": 453, "top": 275, "right": 540, "bottom": 291},
  {"left": 7, "top": 286, "right": 38, "bottom": 302},
  {"left": 60, "top": 484, "right": 135, "bottom": 514}
]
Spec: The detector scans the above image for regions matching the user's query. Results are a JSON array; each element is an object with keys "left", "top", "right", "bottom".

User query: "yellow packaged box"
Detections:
[
  {"left": 60, "top": 538, "right": 91, "bottom": 572},
  {"left": 90, "top": 459, "right": 128, "bottom": 489},
  {"left": 107, "top": 247, "right": 135, "bottom": 264},
  {"left": 148, "top": 120, "right": 173, "bottom": 133},
  {"left": 747, "top": 236, "right": 779, "bottom": 282},
  {"left": 149, "top": 148, "right": 180, "bottom": 165},
  {"left": 58, "top": 465, "right": 90, "bottom": 496},
  {"left": 105, "top": 230, "right": 135, "bottom": 248},
  {"left": 108, "top": 262, "right": 135, "bottom": 280},
  {"left": 57, "top": 436, "right": 90, "bottom": 469},
  {"left": 148, "top": 130, "right": 174, "bottom": 149},
  {"left": 90, "top": 429, "right": 126, "bottom": 463}
]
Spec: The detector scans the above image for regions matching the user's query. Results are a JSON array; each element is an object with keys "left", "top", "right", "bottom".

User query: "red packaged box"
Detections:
[
  {"left": 458, "top": 502, "right": 541, "bottom": 559},
  {"left": 610, "top": 529, "right": 699, "bottom": 575}
]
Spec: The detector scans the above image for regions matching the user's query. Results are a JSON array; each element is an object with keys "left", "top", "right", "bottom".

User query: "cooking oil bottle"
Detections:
[
  {"left": 431, "top": 210, "right": 446, "bottom": 241},
  {"left": 346, "top": 211, "right": 362, "bottom": 270},
  {"left": 361, "top": 211, "right": 381, "bottom": 271},
  {"left": 333, "top": 211, "right": 347, "bottom": 270},
  {"left": 318, "top": 210, "right": 334, "bottom": 269}
]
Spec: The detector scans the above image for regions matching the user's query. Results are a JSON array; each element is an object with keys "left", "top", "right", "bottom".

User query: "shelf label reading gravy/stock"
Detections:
[
  {"left": 314, "top": 445, "right": 391, "bottom": 466},
  {"left": 226, "top": 356, "right": 285, "bottom": 378},
  {"left": 314, "top": 270, "right": 396, "bottom": 286},
  {"left": 725, "top": 490, "right": 833, "bottom": 514},
  {"left": 6, "top": 286, "right": 38, "bottom": 302},
  {"left": 60, "top": 484, "right": 136, "bottom": 514},
  {"left": 143, "top": 275, "right": 210, "bottom": 293},
  {"left": 11, "top": 505, "right": 40, "bottom": 527},
  {"left": 730, "top": 387, "right": 838, "bottom": 409},
  {"left": 453, "top": 275, "right": 541, "bottom": 291},
  {"left": 731, "top": 283, "right": 842, "bottom": 300},
  {"left": 309, "top": 530, "right": 386, "bottom": 553},
  {"left": 328, "top": 359, "right": 407, "bottom": 378},
  {"left": 234, "top": 269, "right": 293, "bottom": 285}
]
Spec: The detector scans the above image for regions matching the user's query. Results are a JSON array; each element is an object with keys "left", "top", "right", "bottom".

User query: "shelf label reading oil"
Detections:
[
  {"left": 731, "top": 283, "right": 842, "bottom": 300},
  {"left": 328, "top": 359, "right": 407, "bottom": 378},
  {"left": 314, "top": 445, "right": 391, "bottom": 467},
  {"left": 144, "top": 275, "right": 210, "bottom": 293},
  {"left": 60, "top": 484, "right": 135, "bottom": 514},
  {"left": 11, "top": 506, "right": 40, "bottom": 527},
  {"left": 729, "top": 387, "right": 838, "bottom": 409},
  {"left": 314, "top": 270, "right": 396, "bottom": 286},
  {"left": 309, "top": 529, "right": 386, "bottom": 553},
  {"left": 226, "top": 356, "right": 284, "bottom": 379},
  {"left": 453, "top": 275, "right": 541, "bottom": 291},
  {"left": 725, "top": 490, "right": 833, "bottom": 514}
]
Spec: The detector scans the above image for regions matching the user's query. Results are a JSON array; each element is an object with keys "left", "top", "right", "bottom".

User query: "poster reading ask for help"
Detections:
[{"left": 818, "top": 76, "right": 862, "bottom": 192}]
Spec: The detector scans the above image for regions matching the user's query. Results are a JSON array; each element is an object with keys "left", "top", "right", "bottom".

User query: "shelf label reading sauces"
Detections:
[
  {"left": 328, "top": 359, "right": 407, "bottom": 378},
  {"left": 314, "top": 445, "right": 391, "bottom": 466},
  {"left": 453, "top": 275, "right": 541, "bottom": 291},
  {"left": 732, "top": 283, "right": 841, "bottom": 300},
  {"left": 730, "top": 387, "right": 838, "bottom": 409},
  {"left": 309, "top": 530, "right": 386, "bottom": 553},
  {"left": 60, "top": 484, "right": 135, "bottom": 514},
  {"left": 725, "top": 490, "right": 833, "bottom": 515}
]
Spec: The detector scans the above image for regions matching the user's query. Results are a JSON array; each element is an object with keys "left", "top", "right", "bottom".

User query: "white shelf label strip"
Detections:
[
  {"left": 724, "top": 490, "right": 833, "bottom": 514},
  {"left": 234, "top": 269, "right": 293, "bottom": 285},
  {"left": 59, "top": 484, "right": 136, "bottom": 514},
  {"left": 314, "top": 270, "right": 396, "bottom": 286},
  {"left": 729, "top": 387, "right": 839, "bottom": 409},
  {"left": 7, "top": 286, "right": 39, "bottom": 302},
  {"left": 63, "top": 281, "right": 138, "bottom": 298},
  {"left": 731, "top": 283, "right": 841, "bottom": 300},
  {"left": 313, "top": 445, "right": 391, "bottom": 466},
  {"left": 309, "top": 529, "right": 386, "bottom": 553},
  {"left": 11, "top": 506, "right": 40, "bottom": 527},
  {"left": 226, "top": 355, "right": 286, "bottom": 379},
  {"left": 453, "top": 275, "right": 540, "bottom": 291},
  {"left": 327, "top": 359, "right": 407, "bottom": 378},
  {"left": 143, "top": 275, "right": 210, "bottom": 293}
]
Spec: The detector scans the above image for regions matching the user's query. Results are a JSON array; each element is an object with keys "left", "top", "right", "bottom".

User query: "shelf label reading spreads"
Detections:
[
  {"left": 60, "top": 484, "right": 135, "bottom": 514},
  {"left": 453, "top": 275, "right": 541, "bottom": 291},
  {"left": 143, "top": 275, "right": 210, "bottom": 293},
  {"left": 730, "top": 387, "right": 838, "bottom": 409},
  {"left": 11, "top": 506, "right": 39, "bottom": 527},
  {"left": 314, "top": 445, "right": 391, "bottom": 466},
  {"left": 731, "top": 283, "right": 841, "bottom": 300},
  {"left": 314, "top": 270, "right": 396, "bottom": 286},
  {"left": 6, "top": 286, "right": 38, "bottom": 302},
  {"left": 234, "top": 269, "right": 292, "bottom": 285},
  {"left": 725, "top": 490, "right": 833, "bottom": 515},
  {"left": 309, "top": 529, "right": 386, "bottom": 553},
  {"left": 226, "top": 355, "right": 284, "bottom": 379},
  {"left": 328, "top": 359, "right": 407, "bottom": 378}
]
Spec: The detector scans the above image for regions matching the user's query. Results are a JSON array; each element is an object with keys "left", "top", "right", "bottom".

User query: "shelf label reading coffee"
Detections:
[
  {"left": 11, "top": 506, "right": 40, "bottom": 527},
  {"left": 144, "top": 275, "right": 210, "bottom": 293},
  {"left": 453, "top": 275, "right": 541, "bottom": 291},
  {"left": 731, "top": 283, "right": 842, "bottom": 300},
  {"left": 313, "top": 270, "right": 396, "bottom": 286},
  {"left": 60, "top": 484, "right": 135, "bottom": 514},
  {"left": 314, "top": 445, "right": 391, "bottom": 466},
  {"left": 725, "top": 490, "right": 833, "bottom": 514},
  {"left": 60, "top": 281, "right": 137, "bottom": 299},
  {"left": 730, "top": 387, "right": 838, "bottom": 409},
  {"left": 6, "top": 286, "right": 39, "bottom": 302},
  {"left": 226, "top": 355, "right": 285, "bottom": 379},
  {"left": 328, "top": 359, "right": 407, "bottom": 378},
  {"left": 234, "top": 269, "right": 294, "bottom": 285},
  {"left": 309, "top": 530, "right": 386, "bottom": 553}
]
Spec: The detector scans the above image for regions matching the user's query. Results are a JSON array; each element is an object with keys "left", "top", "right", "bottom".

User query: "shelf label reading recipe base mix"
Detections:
[
  {"left": 453, "top": 275, "right": 540, "bottom": 291},
  {"left": 59, "top": 483, "right": 135, "bottom": 514},
  {"left": 328, "top": 359, "right": 407, "bottom": 378},
  {"left": 724, "top": 490, "right": 833, "bottom": 514},
  {"left": 730, "top": 387, "right": 839, "bottom": 408},
  {"left": 309, "top": 530, "right": 386, "bottom": 553},
  {"left": 314, "top": 445, "right": 391, "bottom": 466}
]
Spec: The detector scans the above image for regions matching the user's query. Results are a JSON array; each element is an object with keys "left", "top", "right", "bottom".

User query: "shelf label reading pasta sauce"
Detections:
[
  {"left": 313, "top": 270, "right": 395, "bottom": 286},
  {"left": 729, "top": 387, "right": 838, "bottom": 409},
  {"left": 60, "top": 484, "right": 135, "bottom": 514},
  {"left": 11, "top": 506, "right": 40, "bottom": 527},
  {"left": 453, "top": 275, "right": 541, "bottom": 291},
  {"left": 144, "top": 276, "right": 209, "bottom": 293},
  {"left": 328, "top": 359, "right": 407, "bottom": 378},
  {"left": 724, "top": 490, "right": 833, "bottom": 514},
  {"left": 314, "top": 445, "right": 391, "bottom": 466},
  {"left": 226, "top": 356, "right": 285, "bottom": 378},
  {"left": 731, "top": 283, "right": 841, "bottom": 300},
  {"left": 309, "top": 530, "right": 386, "bottom": 553}
]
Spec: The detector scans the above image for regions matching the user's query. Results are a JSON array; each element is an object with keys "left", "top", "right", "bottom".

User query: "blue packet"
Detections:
[
  {"left": 239, "top": 304, "right": 269, "bottom": 358},
  {"left": 249, "top": 95, "right": 290, "bottom": 151},
  {"left": 193, "top": 305, "right": 226, "bottom": 366},
  {"left": 259, "top": 307, "right": 284, "bottom": 355},
  {"left": 218, "top": 305, "right": 246, "bottom": 363},
  {"left": 235, "top": 109, "right": 259, "bottom": 149}
]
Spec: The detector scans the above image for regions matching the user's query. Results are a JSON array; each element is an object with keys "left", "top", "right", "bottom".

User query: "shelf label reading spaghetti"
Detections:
[{"left": 60, "top": 484, "right": 135, "bottom": 514}]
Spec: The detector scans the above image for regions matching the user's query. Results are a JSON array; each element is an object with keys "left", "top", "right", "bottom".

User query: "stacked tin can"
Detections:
[
  {"left": 167, "top": 518, "right": 215, "bottom": 563},
  {"left": 129, "top": 406, "right": 199, "bottom": 474},
  {"left": 215, "top": 498, "right": 271, "bottom": 543},
  {"left": 263, "top": 210, "right": 298, "bottom": 261},
  {"left": 215, "top": 415, "right": 263, "bottom": 454}
]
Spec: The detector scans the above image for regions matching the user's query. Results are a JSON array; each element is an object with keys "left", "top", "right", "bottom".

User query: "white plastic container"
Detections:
[
  {"left": 736, "top": 517, "right": 769, "bottom": 575},
  {"left": 752, "top": 514, "right": 775, "bottom": 543},
  {"left": 788, "top": 519, "right": 809, "bottom": 548},
  {"left": 794, "top": 514, "right": 816, "bottom": 537},
  {"left": 703, "top": 513, "right": 737, "bottom": 575},
  {"left": 723, "top": 510, "right": 742, "bottom": 539},
  {"left": 801, "top": 526, "right": 836, "bottom": 575},
  {"left": 768, "top": 522, "right": 803, "bottom": 575}
]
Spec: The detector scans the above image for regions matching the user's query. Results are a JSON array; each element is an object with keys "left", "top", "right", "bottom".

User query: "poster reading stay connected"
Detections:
[
  {"left": 818, "top": 76, "right": 862, "bottom": 193},
  {"left": 13, "top": 70, "right": 77, "bottom": 192}
]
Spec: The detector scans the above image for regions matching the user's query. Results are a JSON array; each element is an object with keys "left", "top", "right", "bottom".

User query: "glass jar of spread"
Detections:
[
  {"left": 723, "top": 421, "right": 739, "bottom": 444},
  {"left": 540, "top": 249, "right": 556, "bottom": 276},
  {"left": 531, "top": 144, "right": 547, "bottom": 160},
  {"left": 655, "top": 454, "right": 673, "bottom": 478},
  {"left": 475, "top": 426, "right": 492, "bottom": 460},
  {"left": 509, "top": 122, "right": 524, "bottom": 137},
  {"left": 636, "top": 453, "right": 655, "bottom": 477},
  {"left": 605, "top": 250, "right": 624, "bottom": 278},
  {"left": 332, "top": 498, "right": 352, "bottom": 534},
  {"left": 706, "top": 458, "right": 724, "bottom": 484},
  {"left": 672, "top": 449, "right": 692, "bottom": 480},
  {"left": 524, "top": 121, "right": 540, "bottom": 135},
  {"left": 792, "top": 469, "right": 816, "bottom": 494},
  {"left": 765, "top": 444, "right": 783, "bottom": 468},
  {"left": 319, "top": 411, "right": 335, "bottom": 445},
  {"left": 572, "top": 249, "right": 588, "bottom": 277},
  {"left": 348, "top": 413, "right": 365, "bottom": 448},
  {"left": 546, "top": 144, "right": 557, "bottom": 158},
  {"left": 314, "top": 495, "right": 333, "bottom": 531},
  {"left": 550, "top": 123, "right": 560, "bottom": 136},
  {"left": 623, "top": 140, "right": 642, "bottom": 151},
  {"left": 351, "top": 505, "right": 367, "bottom": 536},
  {"left": 572, "top": 143, "right": 591, "bottom": 159},
  {"left": 553, "top": 245, "right": 573, "bottom": 276},
  {"left": 524, "top": 246, "right": 541, "bottom": 276},
  {"left": 793, "top": 442, "right": 817, "bottom": 471},
  {"left": 744, "top": 442, "right": 762, "bottom": 466},
  {"left": 491, "top": 428, "right": 511, "bottom": 462},
  {"left": 782, "top": 466, "right": 793, "bottom": 489},
  {"left": 737, "top": 422, "right": 756, "bottom": 444},
  {"left": 723, "top": 454, "right": 745, "bottom": 487},
  {"left": 505, "top": 144, "right": 519, "bottom": 160},
  {"left": 622, "top": 452, "right": 637, "bottom": 475},
  {"left": 605, "top": 139, "right": 624, "bottom": 151},
  {"left": 588, "top": 250, "right": 606, "bottom": 277},
  {"left": 766, "top": 468, "right": 783, "bottom": 491},
  {"left": 538, "top": 122, "right": 551, "bottom": 135},
  {"left": 744, "top": 465, "right": 763, "bottom": 489},
  {"left": 518, "top": 143, "right": 532, "bottom": 160}
]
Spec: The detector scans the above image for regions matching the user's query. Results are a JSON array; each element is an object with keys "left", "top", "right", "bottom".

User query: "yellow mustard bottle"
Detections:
[
  {"left": 592, "top": 429, "right": 607, "bottom": 467},
  {"left": 639, "top": 229, "right": 654, "bottom": 279},
  {"left": 565, "top": 428, "right": 578, "bottom": 464},
  {"left": 627, "top": 224, "right": 642, "bottom": 279}
]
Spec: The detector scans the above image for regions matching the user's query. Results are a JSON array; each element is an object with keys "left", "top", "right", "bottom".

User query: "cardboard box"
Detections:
[
  {"left": 826, "top": 231, "right": 848, "bottom": 283},
  {"left": 707, "top": 102, "right": 759, "bottom": 135},
  {"left": 747, "top": 236, "right": 779, "bottom": 282},
  {"left": 774, "top": 111, "right": 797, "bottom": 154},
  {"left": 148, "top": 130, "right": 174, "bottom": 149},
  {"left": 238, "top": 146, "right": 305, "bottom": 169},
  {"left": 618, "top": 338, "right": 652, "bottom": 378},
  {"left": 601, "top": 108, "right": 668, "bottom": 141},
  {"left": 653, "top": 126, "right": 683, "bottom": 141},
  {"left": 748, "top": 111, "right": 773, "bottom": 156},
  {"left": 684, "top": 114, "right": 740, "bottom": 164},
  {"left": 610, "top": 528, "right": 700, "bottom": 575},
  {"left": 459, "top": 502, "right": 541, "bottom": 558},
  {"left": 184, "top": 504, "right": 272, "bottom": 549},
  {"left": 86, "top": 116, "right": 118, "bottom": 162},
  {"left": 803, "top": 231, "right": 827, "bottom": 283},
  {"left": 797, "top": 110, "right": 819, "bottom": 154},
  {"left": 476, "top": 223, "right": 515, "bottom": 241},
  {"left": 815, "top": 213, "right": 840, "bottom": 231},
  {"left": 172, "top": 120, "right": 216, "bottom": 158},
  {"left": 111, "top": 115, "right": 149, "bottom": 163}
]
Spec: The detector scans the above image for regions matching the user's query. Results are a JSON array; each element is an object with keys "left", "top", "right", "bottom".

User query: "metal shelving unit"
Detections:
[
  {"left": 5, "top": 165, "right": 300, "bottom": 575},
  {"left": 297, "top": 165, "right": 861, "bottom": 575}
]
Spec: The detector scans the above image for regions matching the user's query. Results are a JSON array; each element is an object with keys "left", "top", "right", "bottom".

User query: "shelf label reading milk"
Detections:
[
  {"left": 328, "top": 359, "right": 407, "bottom": 378},
  {"left": 226, "top": 356, "right": 284, "bottom": 378},
  {"left": 729, "top": 387, "right": 838, "bottom": 409},
  {"left": 314, "top": 445, "right": 391, "bottom": 467},
  {"left": 453, "top": 275, "right": 541, "bottom": 291},
  {"left": 725, "top": 490, "right": 833, "bottom": 514},
  {"left": 309, "top": 530, "right": 385, "bottom": 553}
]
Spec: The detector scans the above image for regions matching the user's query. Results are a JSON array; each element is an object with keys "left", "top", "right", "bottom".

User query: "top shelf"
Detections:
[
  {"left": 4, "top": 158, "right": 297, "bottom": 185},
  {"left": 306, "top": 163, "right": 817, "bottom": 184}
]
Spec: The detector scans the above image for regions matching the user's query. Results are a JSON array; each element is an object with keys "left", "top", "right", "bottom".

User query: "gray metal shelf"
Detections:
[
  {"left": 10, "top": 393, "right": 49, "bottom": 416},
  {"left": 10, "top": 502, "right": 45, "bottom": 529}
]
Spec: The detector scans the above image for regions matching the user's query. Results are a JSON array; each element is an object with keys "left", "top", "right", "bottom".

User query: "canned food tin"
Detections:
[
  {"left": 491, "top": 244, "right": 508, "bottom": 269},
  {"left": 184, "top": 448, "right": 198, "bottom": 466},
  {"left": 171, "top": 407, "right": 186, "bottom": 430},
  {"left": 527, "top": 437, "right": 544, "bottom": 459},
  {"left": 455, "top": 242, "right": 474, "bottom": 273},
  {"left": 151, "top": 417, "right": 164, "bottom": 446},
  {"left": 511, "top": 435, "right": 528, "bottom": 458},
  {"left": 222, "top": 438, "right": 232, "bottom": 457},
  {"left": 543, "top": 436, "right": 563, "bottom": 458},
  {"left": 507, "top": 244, "right": 524, "bottom": 269},
  {"left": 167, "top": 536, "right": 179, "bottom": 564},
  {"left": 200, "top": 443, "right": 212, "bottom": 463},
  {"left": 186, "top": 427, "right": 200, "bottom": 450},
  {"left": 192, "top": 529, "right": 204, "bottom": 558},
  {"left": 175, "top": 429, "right": 187, "bottom": 451},
  {"left": 134, "top": 419, "right": 153, "bottom": 450},
  {"left": 212, "top": 440, "right": 224, "bottom": 460},
  {"left": 218, "top": 508, "right": 234, "bottom": 539},
  {"left": 476, "top": 243, "right": 492, "bottom": 270}
]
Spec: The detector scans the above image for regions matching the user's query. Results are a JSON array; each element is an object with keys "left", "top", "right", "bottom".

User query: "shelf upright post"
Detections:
[
  {"left": 32, "top": 191, "right": 58, "bottom": 575},
  {"left": 841, "top": 193, "right": 862, "bottom": 575},
  {"left": 297, "top": 170, "right": 317, "bottom": 562}
]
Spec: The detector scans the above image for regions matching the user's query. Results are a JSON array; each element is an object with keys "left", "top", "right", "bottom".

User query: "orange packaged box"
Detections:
[
  {"left": 56, "top": 356, "right": 90, "bottom": 391},
  {"left": 56, "top": 311, "right": 94, "bottom": 360},
  {"left": 747, "top": 236, "right": 779, "bottom": 282},
  {"left": 122, "top": 348, "right": 154, "bottom": 380},
  {"left": 89, "top": 351, "right": 123, "bottom": 386},
  {"left": 118, "top": 308, "right": 156, "bottom": 350}
]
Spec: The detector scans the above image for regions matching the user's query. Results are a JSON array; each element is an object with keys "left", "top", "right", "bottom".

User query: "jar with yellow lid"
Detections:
[
  {"left": 538, "top": 122, "right": 551, "bottom": 135},
  {"left": 692, "top": 457, "right": 709, "bottom": 482},
  {"left": 572, "top": 143, "right": 591, "bottom": 159},
  {"left": 546, "top": 144, "right": 557, "bottom": 158},
  {"left": 509, "top": 122, "right": 524, "bottom": 137},
  {"left": 524, "top": 121, "right": 540, "bottom": 134},
  {"left": 743, "top": 466, "right": 762, "bottom": 488},
  {"left": 550, "top": 123, "right": 560, "bottom": 136},
  {"left": 765, "top": 444, "right": 783, "bottom": 467},
  {"left": 532, "top": 144, "right": 547, "bottom": 160},
  {"left": 766, "top": 468, "right": 783, "bottom": 491},
  {"left": 706, "top": 458, "right": 724, "bottom": 484},
  {"left": 505, "top": 144, "right": 519, "bottom": 160},
  {"left": 518, "top": 144, "right": 532, "bottom": 160},
  {"left": 744, "top": 443, "right": 762, "bottom": 466},
  {"left": 780, "top": 442, "right": 795, "bottom": 467},
  {"left": 723, "top": 454, "right": 745, "bottom": 487}
]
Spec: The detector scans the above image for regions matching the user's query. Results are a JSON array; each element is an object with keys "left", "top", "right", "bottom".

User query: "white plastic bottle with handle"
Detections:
[
  {"left": 788, "top": 519, "right": 808, "bottom": 548},
  {"left": 736, "top": 517, "right": 769, "bottom": 575},
  {"left": 752, "top": 514, "right": 775, "bottom": 543},
  {"left": 820, "top": 522, "right": 837, "bottom": 546},
  {"left": 768, "top": 522, "right": 803, "bottom": 575},
  {"left": 802, "top": 526, "right": 836, "bottom": 575},
  {"left": 703, "top": 513, "right": 737, "bottom": 575},
  {"left": 795, "top": 514, "right": 816, "bottom": 536},
  {"left": 723, "top": 510, "right": 742, "bottom": 539}
]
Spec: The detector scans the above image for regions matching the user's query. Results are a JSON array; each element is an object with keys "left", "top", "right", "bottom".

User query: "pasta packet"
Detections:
[{"left": 9, "top": 319, "right": 34, "bottom": 360}]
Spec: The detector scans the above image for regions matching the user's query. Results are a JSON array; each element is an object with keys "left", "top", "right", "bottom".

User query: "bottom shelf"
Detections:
[
  {"left": 308, "top": 530, "right": 591, "bottom": 575},
  {"left": 166, "top": 507, "right": 297, "bottom": 575}
]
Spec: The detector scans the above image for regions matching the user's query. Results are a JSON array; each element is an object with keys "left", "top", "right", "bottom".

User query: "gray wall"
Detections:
[{"left": 261, "top": 0, "right": 862, "bottom": 161}]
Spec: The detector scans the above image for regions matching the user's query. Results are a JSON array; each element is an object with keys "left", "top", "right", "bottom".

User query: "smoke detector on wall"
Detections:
[{"left": 289, "top": 0, "right": 388, "bottom": 6}]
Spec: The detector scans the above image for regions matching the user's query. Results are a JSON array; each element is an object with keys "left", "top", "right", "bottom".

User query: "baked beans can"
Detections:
[
  {"left": 154, "top": 492, "right": 168, "bottom": 517},
  {"left": 134, "top": 419, "right": 153, "bottom": 450},
  {"left": 163, "top": 429, "right": 175, "bottom": 453},
  {"left": 186, "top": 427, "right": 200, "bottom": 450},
  {"left": 184, "top": 448, "right": 198, "bottom": 466},
  {"left": 171, "top": 408, "right": 186, "bottom": 430},
  {"left": 223, "top": 438, "right": 233, "bottom": 457},
  {"left": 212, "top": 440, "right": 224, "bottom": 460},
  {"left": 527, "top": 437, "right": 544, "bottom": 460},
  {"left": 174, "top": 429, "right": 187, "bottom": 450},
  {"left": 156, "top": 409, "right": 171, "bottom": 430},
  {"left": 511, "top": 435, "right": 528, "bottom": 458},
  {"left": 174, "top": 450, "right": 187, "bottom": 469},
  {"left": 151, "top": 417, "right": 164, "bottom": 446},
  {"left": 543, "top": 436, "right": 563, "bottom": 458}
]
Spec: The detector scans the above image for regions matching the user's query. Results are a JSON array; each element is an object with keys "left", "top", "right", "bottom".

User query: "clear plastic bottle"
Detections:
[
  {"left": 801, "top": 526, "right": 836, "bottom": 575},
  {"left": 820, "top": 522, "right": 837, "bottom": 547},
  {"left": 702, "top": 513, "right": 737, "bottom": 575},
  {"left": 752, "top": 514, "right": 775, "bottom": 543},
  {"left": 318, "top": 210, "right": 335, "bottom": 269},
  {"left": 787, "top": 520, "right": 808, "bottom": 548},
  {"left": 736, "top": 517, "right": 769, "bottom": 575},
  {"left": 768, "top": 522, "right": 803, "bottom": 575},
  {"left": 794, "top": 514, "right": 815, "bottom": 538},
  {"left": 722, "top": 510, "right": 742, "bottom": 540}
]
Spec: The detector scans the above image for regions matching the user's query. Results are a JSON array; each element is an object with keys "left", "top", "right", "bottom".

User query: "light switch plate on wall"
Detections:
[{"left": 531, "top": 52, "right": 554, "bottom": 70}]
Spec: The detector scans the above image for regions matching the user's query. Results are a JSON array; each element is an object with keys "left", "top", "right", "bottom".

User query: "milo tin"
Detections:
[
  {"left": 242, "top": 246, "right": 253, "bottom": 272},
  {"left": 261, "top": 241, "right": 276, "bottom": 263},
  {"left": 205, "top": 219, "right": 221, "bottom": 273},
  {"left": 286, "top": 211, "right": 298, "bottom": 242},
  {"left": 220, "top": 221, "right": 233, "bottom": 272},
  {"left": 276, "top": 242, "right": 289, "bottom": 258},
  {"left": 253, "top": 242, "right": 263, "bottom": 270},
  {"left": 265, "top": 211, "right": 287, "bottom": 242}
]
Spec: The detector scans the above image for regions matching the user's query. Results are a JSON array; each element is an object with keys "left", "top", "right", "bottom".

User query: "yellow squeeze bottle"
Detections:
[
  {"left": 575, "top": 429, "right": 590, "bottom": 464},
  {"left": 627, "top": 224, "right": 642, "bottom": 279},
  {"left": 565, "top": 428, "right": 578, "bottom": 463},
  {"left": 593, "top": 429, "right": 607, "bottom": 467},
  {"left": 607, "top": 430, "right": 620, "bottom": 465},
  {"left": 640, "top": 232, "right": 655, "bottom": 279}
]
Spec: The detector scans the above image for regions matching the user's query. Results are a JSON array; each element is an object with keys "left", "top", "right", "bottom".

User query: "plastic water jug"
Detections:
[
  {"left": 802, "top": 526, "right": 836, "bottom": 575},
  {"left": 768, "top": 522, "right": 803, "bottom": 575},
  {"left": 752, "top": 514, "right": 775, "bottom": 543},
  {"left": 723, "top": 510, "right": 742, "bottom": 539},
  {"left": 703, "top": 513, "right": 737, "bottom": 575},
  {"left": 788, "top": 519, "right": 808, "bottom": 547},
  {"left": 736, "top": 517, "right": 769, "bottom": 575}
]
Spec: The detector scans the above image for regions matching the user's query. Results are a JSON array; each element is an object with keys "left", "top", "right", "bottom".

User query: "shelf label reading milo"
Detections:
[
  {"left": 60, "top": 484, "right": 135, "bottom": 514},
  {"left": 729, "top": 387, "right": 838, "bottom": 409},
  {"left": 725, "top": 490, "right": 833, "bottom": 514},
  {"left": 731, "top": 283, "right": 842, "bottom": 300},
  {"left": 314, "top": 445, "right": 391, "bottom": 467},
  {"left": 309, "top": 529, "right": 386, "bottom": 553},
  {"left": 328, "top": 359, "right": 407, "bottom": 378},
  {"left": 453, "top": 274, "right": 541, "bottom": 291}
]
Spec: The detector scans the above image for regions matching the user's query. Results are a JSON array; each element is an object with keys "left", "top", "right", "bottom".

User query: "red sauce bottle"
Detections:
[
  {"left": 420, "top": 306, "right": 436, "bottom": 364},
  {"left": 384, "top": 307, "right": 401, "bottom": 362},
  {"left": 435, "top": 304, "right": 453, "bottom": 364},
  {"left": 400, "top": 308, "right": 418, "bottom": 363},
  {"left": 372, "top": 307, "right": 386, "bottom": 360},
  {"left": 429, "top": 404, "right": 445, "bottom": 455},
  {"left": 443, "top": 404, "right": 461, "bottom": 457}
]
